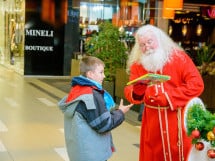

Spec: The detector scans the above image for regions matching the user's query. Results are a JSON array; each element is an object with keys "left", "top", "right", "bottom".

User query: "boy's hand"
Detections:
[{"left": 118, "top": 99, "right": 133, "bottom": 114}]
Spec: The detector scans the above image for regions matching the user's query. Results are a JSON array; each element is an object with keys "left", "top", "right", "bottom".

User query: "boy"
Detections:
[{"left": 58, "top": 56, "right": 133, "bottom": 161}]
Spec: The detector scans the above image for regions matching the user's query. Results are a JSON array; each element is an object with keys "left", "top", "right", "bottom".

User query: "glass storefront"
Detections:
[
  {"left": 80, "top": 0, "right": 119, "bottom": 24},
  {"left": 0, "top": 0, "right": 146, "bottom": 76},
  {"left": 0, "top": 0, "right": 25, "bottom": 75},
  {"left": 0, "top": 0, "right": 213, "bottom": 76}
]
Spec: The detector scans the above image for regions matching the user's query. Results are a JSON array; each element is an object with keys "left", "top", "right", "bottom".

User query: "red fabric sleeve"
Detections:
[
  {"left": 124, "top": 63, "right": 147, "bottom": 104},
  {"left": 162, "top": 52, "right": 204, "bottom": 110}
]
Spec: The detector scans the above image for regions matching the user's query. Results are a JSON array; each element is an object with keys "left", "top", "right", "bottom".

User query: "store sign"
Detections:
[
  {"left": 25, "top": 29, "right": 54, "bottom": 53},
  {"left": 24, "top": 0, "right": 67, "bottom": 76},
  {"left": 207, "top": 7, "right": 215, "bottom": 18},
  {"left": 201, "top": 6, "right": 215, "bottom": 19},
  {"left": 173, "top": 18, "right": 193, "bottom": 24},
  {"left": 25, "top": 29, "right": 54, "bottom": 37}
]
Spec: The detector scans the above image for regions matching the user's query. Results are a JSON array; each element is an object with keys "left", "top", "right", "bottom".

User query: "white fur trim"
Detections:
[
  {"left": 184, "top": 97, "right": 213, "bottom": 161},
  {"left": 188, "top": 141, "right": 213, "bottom": 161}
]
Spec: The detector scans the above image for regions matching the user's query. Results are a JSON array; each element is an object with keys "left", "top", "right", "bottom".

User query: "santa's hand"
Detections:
[
  {"left": 133, "top": 81, "right": 147, "bottom": 96},
  {"left": 145, "top": 93, "right": 168, "bottom": 107}
]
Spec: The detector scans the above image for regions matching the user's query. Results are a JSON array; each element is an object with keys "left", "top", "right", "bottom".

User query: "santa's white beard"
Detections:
[{"left": 140, "top": 48, "right": 169, "bottom": 72}]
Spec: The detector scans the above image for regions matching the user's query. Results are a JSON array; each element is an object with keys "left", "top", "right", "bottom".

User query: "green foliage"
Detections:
[
  {"left": 186, "top": 103, "right": 215, "bottom": 146},
  {"left": 196, "top": 45, "right": 215, "bottom": 66},
  {"left": 85, "top": 21, "right": 128, "bottom": 81},
  {"left": 196, "top": 45, "right": 215, "bottom": 75}
]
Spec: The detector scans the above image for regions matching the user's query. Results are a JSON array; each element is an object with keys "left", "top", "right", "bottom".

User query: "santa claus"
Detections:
[{"left": 124, "top": 24, "right": 204, "bottom": 161}]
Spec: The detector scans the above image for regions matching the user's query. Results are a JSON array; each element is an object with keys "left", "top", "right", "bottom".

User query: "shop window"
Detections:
[{"left": 80, "top": 1, "right": 119, "bottom": 25}]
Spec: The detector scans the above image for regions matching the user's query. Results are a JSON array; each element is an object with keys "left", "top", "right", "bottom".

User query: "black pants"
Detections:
[{"left": 138, "top": 104, "right": 144, "bottom": 121}]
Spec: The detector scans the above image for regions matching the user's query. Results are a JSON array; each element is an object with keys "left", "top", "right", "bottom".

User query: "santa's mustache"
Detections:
[
  {"left": 140, "top": 48, "right": 168, "bottom": 72},
  {"left": 144, "top": 49, "right": 155, "bottom": 55}
]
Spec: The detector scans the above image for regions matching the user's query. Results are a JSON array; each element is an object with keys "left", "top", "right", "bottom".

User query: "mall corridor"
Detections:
[{"left": 0, "top": 65, "right": 141, "bottom": 161}]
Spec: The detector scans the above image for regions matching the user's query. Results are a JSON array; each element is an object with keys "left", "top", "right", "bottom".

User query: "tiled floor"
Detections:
[{"left": 0, "top": 65, "right": 141, "bottom": 161}]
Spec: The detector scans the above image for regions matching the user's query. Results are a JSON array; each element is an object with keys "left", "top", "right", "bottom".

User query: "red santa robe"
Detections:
[{"left": 124, "top": 50, "right": 204, "bottom": 161}]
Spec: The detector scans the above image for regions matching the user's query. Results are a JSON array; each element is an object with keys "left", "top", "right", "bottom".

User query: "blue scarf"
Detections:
[{"left": 71, "top": 75, "right": 115, "bottom": 111}]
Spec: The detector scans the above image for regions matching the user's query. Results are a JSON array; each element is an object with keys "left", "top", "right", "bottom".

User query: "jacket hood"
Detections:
[
  {"left": 58, "top": 96, "right": 79, "bottom": 117},
  {"left": 70, "top": 76, "right": 115, "bottom": 111},
  {"left": 58, "top": 94, "right": 97, "bottom": 117}
]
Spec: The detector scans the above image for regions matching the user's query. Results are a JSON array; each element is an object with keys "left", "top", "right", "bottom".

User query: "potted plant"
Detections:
[
  {"left": 85, "top": 21, "right": 128, "bottom": 82},
  {"left": 85, "top": 21, "right": 128, "bottom": 99},
  {"left": 196, "top": 44, "right": 215, "bottom": 76},
  {"left": 196, "top": 44, "right": 215, "bottom": 112}
]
